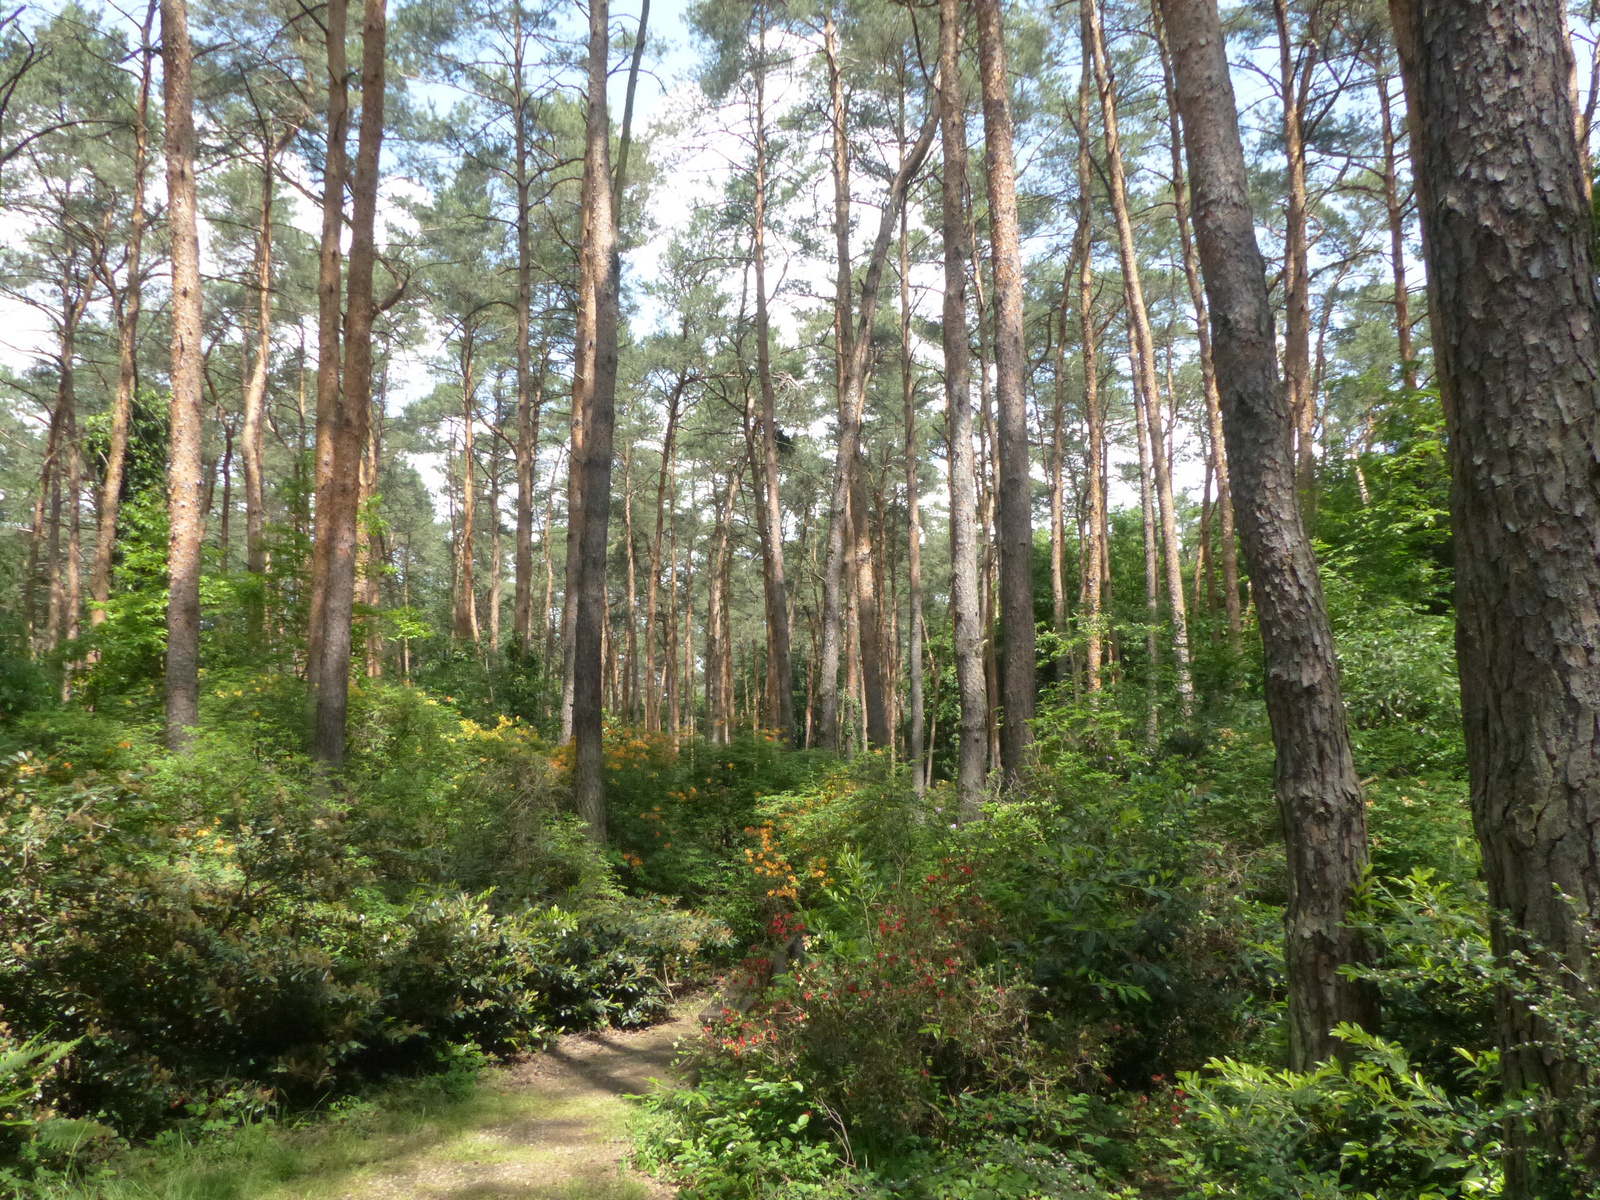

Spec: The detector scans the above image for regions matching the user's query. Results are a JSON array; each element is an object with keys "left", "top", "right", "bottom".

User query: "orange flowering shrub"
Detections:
[{"left": 693, "top": 866, "right": 1038, "bottom": 1149}]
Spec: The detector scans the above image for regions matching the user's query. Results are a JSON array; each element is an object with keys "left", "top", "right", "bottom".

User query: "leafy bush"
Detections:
[
  {"left": 0, "top": 713, "right": 719, "bottom": 1142},
  {"left": 1169, "top": 1025, "right": 1505, "bottom": 1199}
]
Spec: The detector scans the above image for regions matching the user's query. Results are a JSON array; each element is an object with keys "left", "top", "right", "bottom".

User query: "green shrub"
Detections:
[{"left": 1169, "top": 1025, "right": 1505, "bottom": 1199}]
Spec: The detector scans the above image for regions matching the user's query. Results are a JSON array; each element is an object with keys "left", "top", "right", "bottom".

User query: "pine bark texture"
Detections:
[
  {"left": 161, "top": 0, "right": 204, "bottom": 748},
  {"left": 1160, "top": 0, "right": 1378, "bottom": 1071},
  {"left": 975, "top": 0, "right": 1036, "bottom": 783},
  {"left": 940, "top": 0, "right": 988, "bottom": 813},
  {"left": 311, "top": 0, "right": 385, "bottom": 767},
  {"left": 571, "top": 0, "right": 619, "bottom": 845},
  {"left": 1390, "top": 0, "right": 1600, "bottom": 1181},
  {"left": 306, "top": 0, "right": 349, "bottom": 695}
]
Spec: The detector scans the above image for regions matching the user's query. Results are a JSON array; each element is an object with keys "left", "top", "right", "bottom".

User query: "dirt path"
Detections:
[{"left": 319, "top": 1003, "right": 699, "bottom": 1200}]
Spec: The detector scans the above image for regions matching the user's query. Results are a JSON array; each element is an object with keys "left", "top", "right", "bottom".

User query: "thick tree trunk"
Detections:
[
  {"left": 941, "top": 0, "right": 988, "bottom": 811},
  {"left": 310, "top": 0, "right": 385, "bottom": 768},
  {"left": 162, "top": 0, "right": 205, "bottom": 749},
  {"left": 571, "top": 0, "right": 619, "bottom": 844},
  {"left": 306, "top": 0, "right": 349, "bottom": 696},
  {"left": 91, "top": 7, "right": 153, "bottom": 625},
  {"left": 751, "top": 19, "right": 795, "bottom": 743},
  {"left": 1086, "top": 0, "right": 1194, "bottom": 717},
  {"left": 1161, "top": 0, "right": 1378, "bottom": 1071},
  {"left": 975, "top": 0, "right": 1036, "bottom": 784},
  {"left": 1390, "top": 0, "right": 1600, "bottom": 1181}
]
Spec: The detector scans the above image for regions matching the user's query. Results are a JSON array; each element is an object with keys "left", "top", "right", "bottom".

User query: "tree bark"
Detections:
[
  {"left": 1155, "top": 3, "right": 1241, "bottom": 654},
  {"left": 900, "top": 150, "right": 924, "bottom": 792},
  {"left": 1160, "top": 0, "right": 1378, "bottom": 1071},
  {"left": 91, "top": 3, "right": 154, "bottom": 626},
  {"left": 818, "top": 8, "right": 851, "bottom": 752},
  {"left": 310, "top": 0, "right": 385, "bottom": 768},
  {"left": 975, "top": 0, "right": 1036, "bottom": 783},
  {"left": 1390, "top": 0, "right": 1600, "bottom": 1180},
  {"left": 306, "top": 0, "right": 349, "bottom": 697},
  {"left": 1074, "top": 50, "right": 1107, "bottom": 696},
  {"left": 1375, "top": 65, "right": 1416, "bottom": 393},
  {"left": 512, "top": 8, "right": 536, "bottom": 646},
  {"left": 571, "top": 0, "right": 619, "bottom": 844},
  {"left": 751, "top": 11, "right": 795, "bottom": 743},
  {"left": 1274, "top": 0, "right": 1317, "bottom": 510},
  {"left": 1086, "top": 0, "right": 1194, "bottom": 717},
  {"left": 818, "top": 100, "right": 940, "bottom": 755},
  {"left": 454, "top": 333, "right": 479, "bottom": 642},
  {"left": 162, "top": 0, "right": 205, "bottom": 749},
  {"left": 941, "top": 0, "right": 988, "bottom": 812}
]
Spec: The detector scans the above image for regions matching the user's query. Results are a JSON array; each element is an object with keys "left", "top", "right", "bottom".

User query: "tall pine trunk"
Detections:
[
  {"left": 975, "top": 0, "right": 1036, "bottom": 783},
  {"left": 162, "top": 0, "right": 205, "bottom": 748},
  {"left": 941, "top": 0, "right": 988, "bottom": 811},
  {"left": 306, "top": 0, "right": 349, "bottom": 696},
  {"left": 1391, "top": 0, "right": 1600, "bottom": 1180},
  {"left": 751, "top": 13, "right": 794, "bottom": 743},
  {"left": 91, "top": 3, "right": 154, "bottom": 626},
  {"left": 1155, "top": 5, "right": 1240, "bottom": 654},
  {"left": 1160, "top": 0, "right": 1377, "bottom": 1070},
  {"left": 310, "top": 0, "right": 385, "bottom": 767},
  {"left": 571, "top": 0, "right": 619, "bottom": 844},
  {"left": 1086, "top": 0, "right": 1193, "bottom": 718}
]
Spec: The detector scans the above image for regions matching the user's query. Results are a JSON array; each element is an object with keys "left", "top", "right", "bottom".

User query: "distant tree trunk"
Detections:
[
  {"left": 489, "top": 433, "right": 503, "bottom": 652},
  {"left": 975, "top": 0, "right": 1036, "bottom": 784},
  {"left": 1375, "top": 64, "right": 1416, "bottom": 393},
  {"left": 941, "top": 0, "right": 988, "bottom": 811},
  {"left": 1161, "top": 0, "right": 1378, "bottom": 1070},
  {"left": 645, "top": 381, "right": 684, "bottom": 731},
  {"left": 162, "top": 0, "right": 204, "bottom": 749},
  {"left": 818, "top": 8, "right": 851, "bottom": 752},
  {"left": 1132, "top": 344, "right": 1162, "bottom": 746},
  {"left": 305, "top": 0, "right": 349, "bottom": 696},
  {"left": 454, "top": 334, "right": 479, "bottom": 642},
  {"left": 91, "top": 4, "right": 154, "bottom": 626},
  {"left": 512, "top": 8, "right": 536, "bottom": 646},
  {"left": 1049, "top": 271, "right": 1069, "bottom": 685},
  {"left": 1155, "top": 4, "right": 1240, "bottom": 654},
  {"left": 900, "top": 171, "right": 924, "bottom": 792},
  {"left": 819, "top": 100, "right": 939, "bottom": 755},
  {"left": 241, "top": 133, "right": 281, "bottom": 586},
  {"left": 1086, "top": 0, "right": 1194, "bottom": 718},
  {"left": 1390, "top": 0, "right": 1600, "bottom": 1181},
  {"left": 1075, "top": 51, "right": 1107, "bottom": 696},
  {"left": 622, "top": 442, "right": 638, "bottom": 719},
  {"left": 1274, "top": 0, "right": 1317, "bottom": 510},
  {"left": 751, "top": 14, "right": 795, "bottom": 743},
  {"left": 850, "top": 452, "right": 889, "bottom": 746},
  {"left": 571, "top": 0, "right": 619, "bottom": 844},
  {"left": 310, "top": 0, "right": 385, "bottom": 768}
]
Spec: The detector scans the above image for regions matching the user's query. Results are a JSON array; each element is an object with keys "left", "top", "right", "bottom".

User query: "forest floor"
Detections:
[
  {"left": 317, "top": 1008, "right": 692, "bottom": 1200},
  {"left": 96, "top": 1002, "right": 697, "bottom": 1200}
]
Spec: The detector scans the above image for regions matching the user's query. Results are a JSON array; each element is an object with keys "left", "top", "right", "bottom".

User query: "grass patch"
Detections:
[{"left": 33, "top": 1066, "right": 653, "bottom": 1200}]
